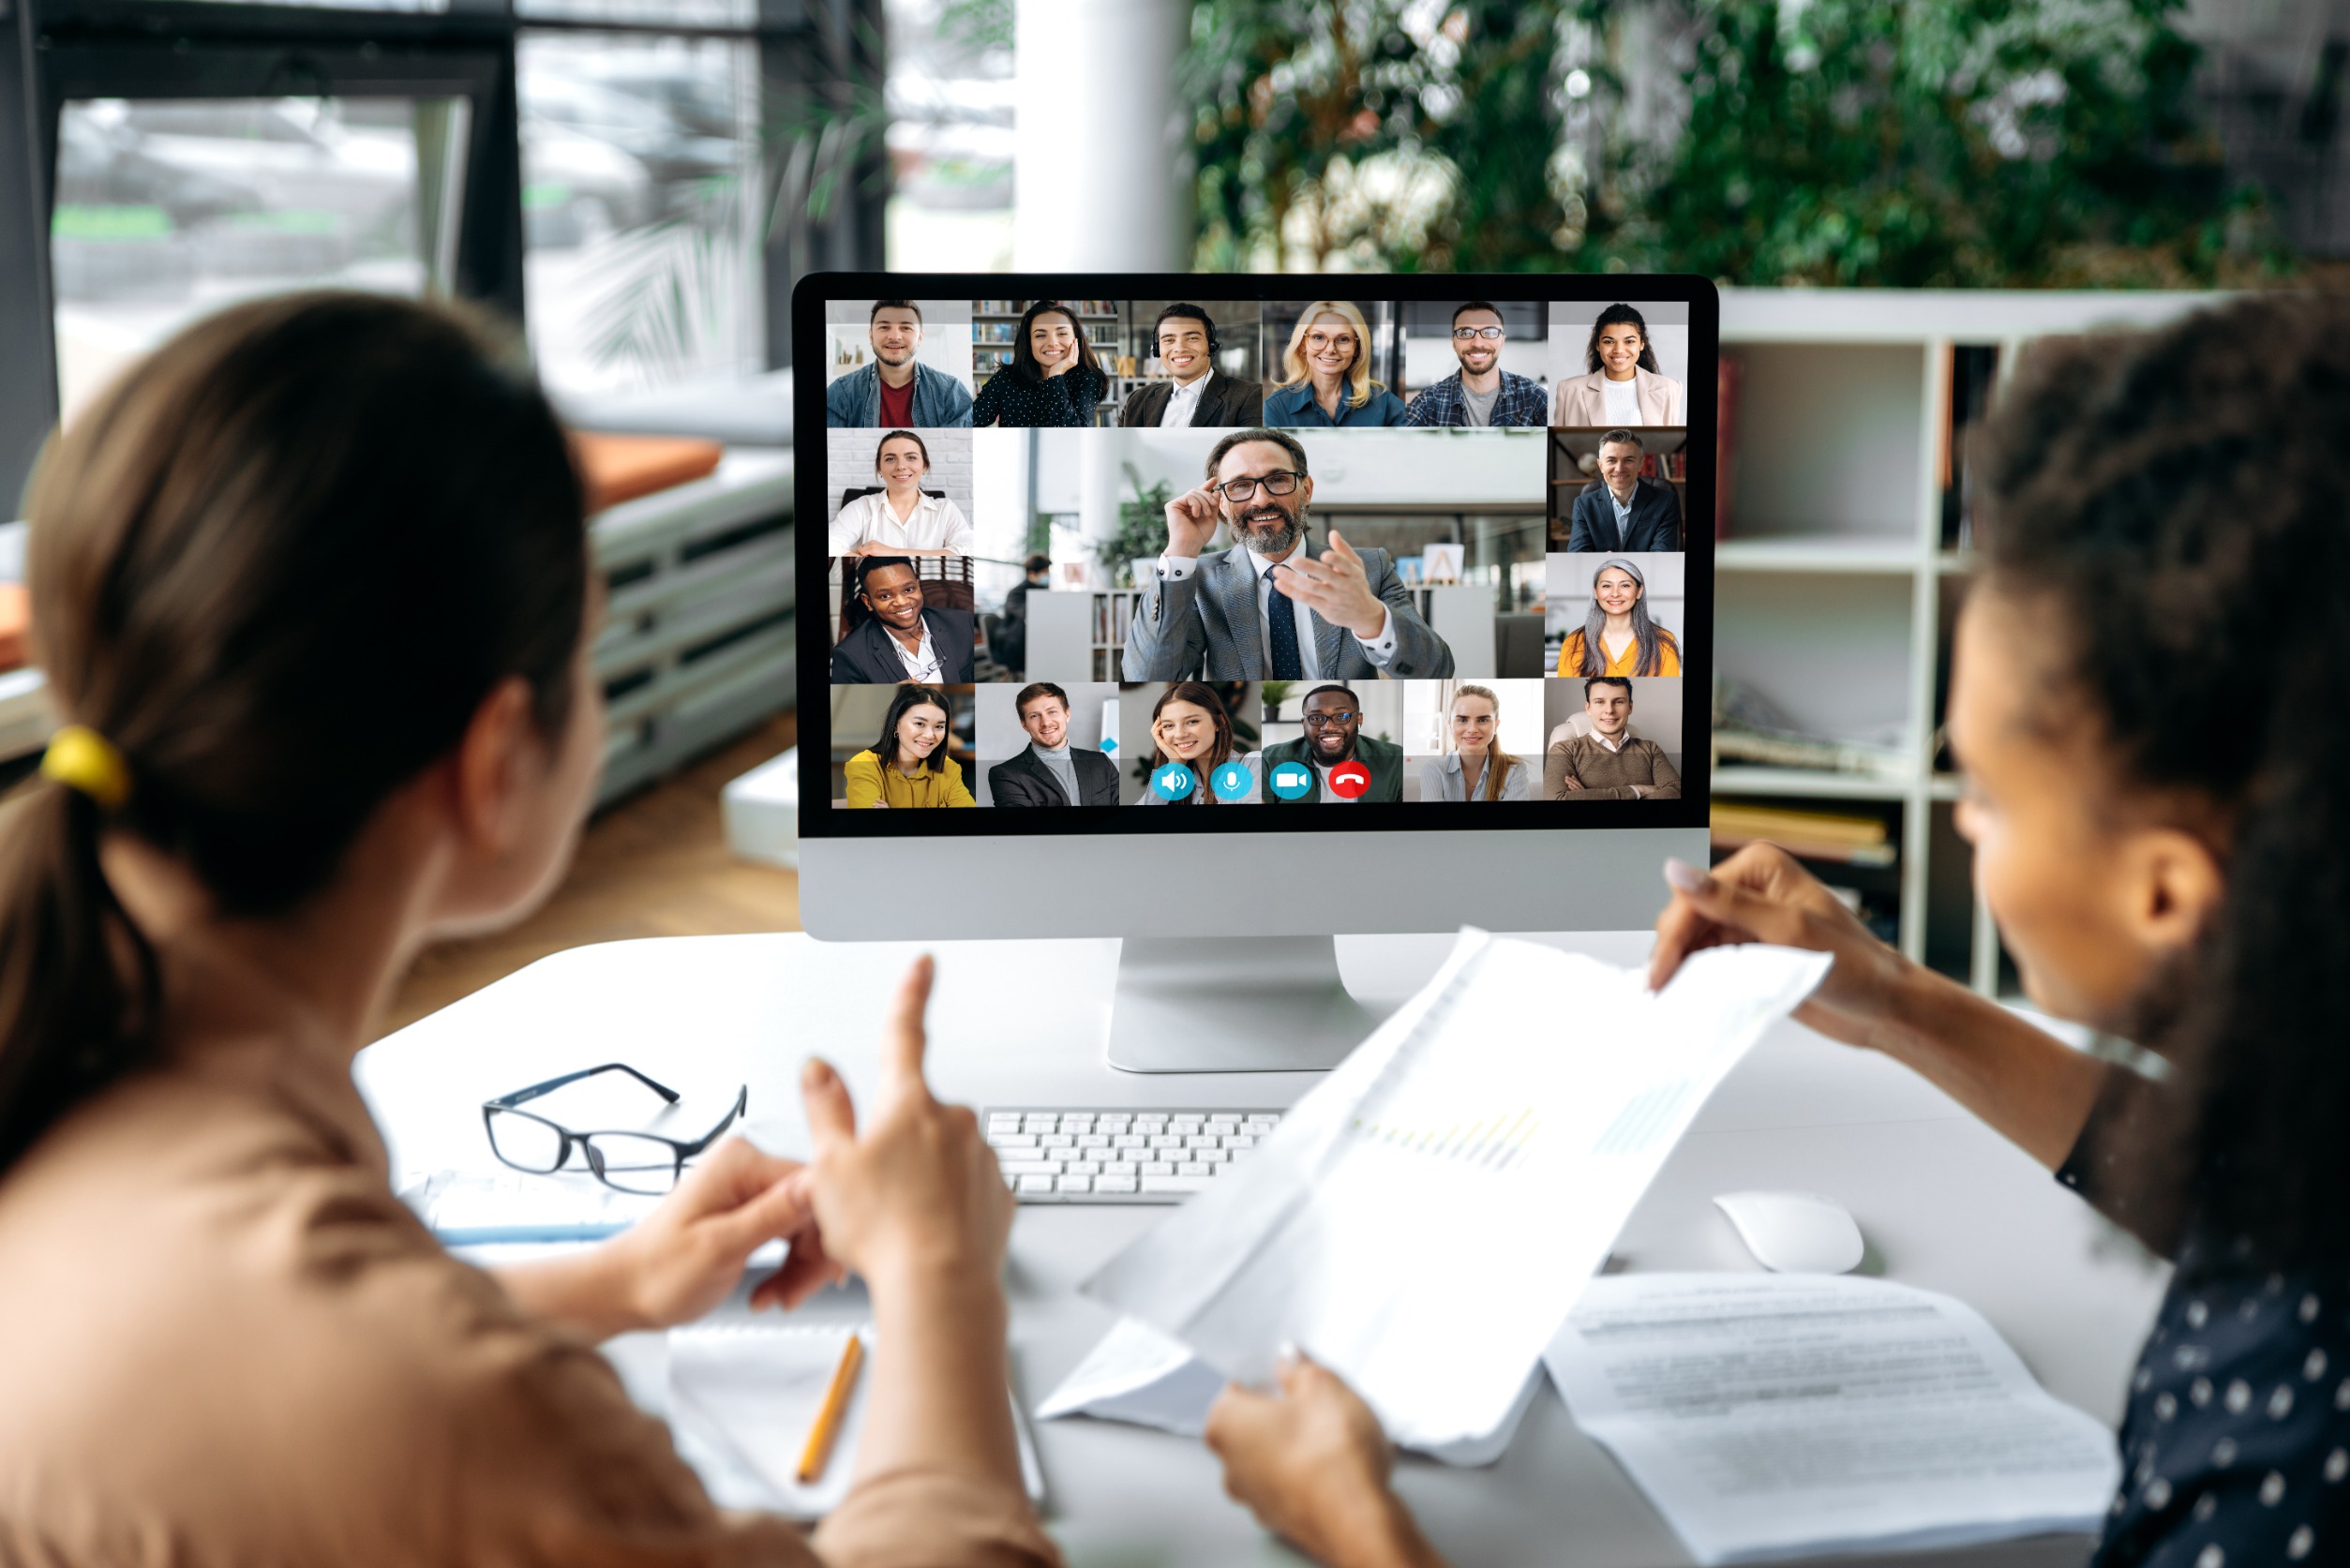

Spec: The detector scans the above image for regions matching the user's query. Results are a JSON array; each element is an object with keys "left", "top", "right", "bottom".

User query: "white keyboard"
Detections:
[{"left": 984, "top": 1107, "right": 1283, "bottom": 1203}]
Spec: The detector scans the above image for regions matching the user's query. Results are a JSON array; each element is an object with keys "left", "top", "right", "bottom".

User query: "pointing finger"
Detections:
[{"left": 877, "top": 953, "right": 936, "bottom": 1106}]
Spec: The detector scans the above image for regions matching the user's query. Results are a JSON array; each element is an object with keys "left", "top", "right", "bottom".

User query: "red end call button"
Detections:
[{"left": 1328, "top": 761, "right": 1371, "bottom": 799}]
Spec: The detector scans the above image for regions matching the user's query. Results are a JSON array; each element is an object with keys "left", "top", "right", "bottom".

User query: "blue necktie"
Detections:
[{"left": 1265, "top": 570, "right": 1304, "bottom": 679}]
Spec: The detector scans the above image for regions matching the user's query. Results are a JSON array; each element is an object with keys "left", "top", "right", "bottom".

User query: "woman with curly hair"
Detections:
[
  {"left": 1550, "top": 302, "right": 1686, "bottom": 426},
  {"left": 1208, "top": 295, "right": 2350, "bottom": 1568}
]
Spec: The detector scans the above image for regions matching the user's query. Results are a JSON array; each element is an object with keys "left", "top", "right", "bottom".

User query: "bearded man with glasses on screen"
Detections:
[
  {"left": 1402, "top": 302, "right": 1549, "bottom": 427},
  {"left": 1122, "top": 427, "right": 1455, "bottom": 682}
]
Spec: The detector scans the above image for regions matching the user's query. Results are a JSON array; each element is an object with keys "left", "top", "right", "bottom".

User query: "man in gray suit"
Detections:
[{"left": 1121, "top": 427, "right": 1454, "bottom": 681}]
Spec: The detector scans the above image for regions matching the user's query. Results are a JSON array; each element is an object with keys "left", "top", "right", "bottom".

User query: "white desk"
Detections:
[{"left": 357, "top": 933, "right": 2170, "bottom": 1568}]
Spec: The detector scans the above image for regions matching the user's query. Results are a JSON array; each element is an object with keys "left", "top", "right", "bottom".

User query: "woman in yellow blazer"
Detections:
[
  {"left": 845, "top": 683, "right": 977, "bottom": 807},
  {"left": 1550, "top": 303, "right": 1686, "bottom": 426},
  {"left": 1556, "top": 558, "right": 1683, "bottom": 677}
]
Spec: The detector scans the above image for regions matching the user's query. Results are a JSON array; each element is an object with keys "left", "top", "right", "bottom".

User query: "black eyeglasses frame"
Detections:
[{"left": 481, "top": 1063, "right": 747, "bottom": 1194}]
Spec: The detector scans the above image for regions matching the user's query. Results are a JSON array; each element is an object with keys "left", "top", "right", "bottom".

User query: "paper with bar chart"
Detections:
[{"left": 1082, "top": 930, "right": 1831, "bottom": 1453}]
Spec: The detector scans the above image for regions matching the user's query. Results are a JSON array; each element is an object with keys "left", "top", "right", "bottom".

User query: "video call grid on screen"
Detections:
[{"left": 796, "top": 274, "right": 1716, "bottom": 837}]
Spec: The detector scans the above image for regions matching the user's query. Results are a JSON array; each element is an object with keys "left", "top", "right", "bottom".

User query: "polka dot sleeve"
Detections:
[{"left": 2096, "top": 1259, "right": 2350, "bottom": 1567}]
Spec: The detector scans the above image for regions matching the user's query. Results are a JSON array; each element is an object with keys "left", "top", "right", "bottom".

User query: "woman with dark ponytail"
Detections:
[
  {"left": 1203, "top": 296, "right": 2350, "bottom": 1568},
  {"left": 0, "top": 294, "right": 1054, "bottom": 1567}
]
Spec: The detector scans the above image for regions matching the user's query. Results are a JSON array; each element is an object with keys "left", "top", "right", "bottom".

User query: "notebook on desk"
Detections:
[{"left": 666, "top": 1322, "right": 1044, "bottom": 1521}]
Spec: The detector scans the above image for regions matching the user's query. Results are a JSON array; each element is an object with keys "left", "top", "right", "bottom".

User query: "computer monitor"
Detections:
[{"left": 795, "top": 276, "right": 1714, "bottom": 1071}]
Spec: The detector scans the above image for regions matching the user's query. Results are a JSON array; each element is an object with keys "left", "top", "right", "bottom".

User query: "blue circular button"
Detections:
[
  {"left": 1211, "top": 761, "right": 1255, "bottom": 801},
  {"left": 1150, "top": 762, "right": 1197, "bottom": 801},
  {"left": 1269, "top": 761, "right": 1314, "bottom": 800}
]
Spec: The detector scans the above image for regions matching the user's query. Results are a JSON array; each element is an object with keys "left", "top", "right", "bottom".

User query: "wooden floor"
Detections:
[{"left": 379, "top": 713, "right": 801, "bottom": 1037}]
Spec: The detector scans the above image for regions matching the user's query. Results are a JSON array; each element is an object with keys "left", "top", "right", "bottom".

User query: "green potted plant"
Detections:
[{"left": 1095, "top": 465, "right": 1183, "bottom": 589}]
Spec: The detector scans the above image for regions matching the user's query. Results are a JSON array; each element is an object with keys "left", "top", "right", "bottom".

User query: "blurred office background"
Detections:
[{"left": 2, "top": 0, "right": 2345, "bottom": 1023}]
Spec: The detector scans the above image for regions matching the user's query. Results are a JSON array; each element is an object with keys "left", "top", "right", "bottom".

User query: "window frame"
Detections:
[{"left": 0, "top": 0, "right": 882, "bottom": 510}]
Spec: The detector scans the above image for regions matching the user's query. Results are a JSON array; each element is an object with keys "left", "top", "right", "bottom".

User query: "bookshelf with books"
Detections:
[{"left": 1713, "top": 288, "right": 2214, "bottom": 994}]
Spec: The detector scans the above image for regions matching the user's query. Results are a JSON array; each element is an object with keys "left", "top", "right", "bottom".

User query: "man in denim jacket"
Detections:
[{"left": 825, "top": 301, "right": 975, "bottom": 427}]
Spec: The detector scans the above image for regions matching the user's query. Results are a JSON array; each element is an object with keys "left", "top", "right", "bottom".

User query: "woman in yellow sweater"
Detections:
[
  {"left": 844, "top": 684, "right": 976, "bottom": 807},
  {"left": 1555, "top": 558, "right": 1682, "bottom": 677}
]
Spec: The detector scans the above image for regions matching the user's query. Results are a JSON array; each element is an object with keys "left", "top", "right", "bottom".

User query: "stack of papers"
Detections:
[
  {"left": 1546, "top": 1275, "right": 2120, "bottom": 1562},
  {"left": 1071, "top": 930, "right": 1830, "bottom": 1456}
]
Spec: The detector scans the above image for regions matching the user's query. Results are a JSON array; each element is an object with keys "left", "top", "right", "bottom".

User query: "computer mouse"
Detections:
[{"left": 1713, "top": 1190, "right": 1865, "bottom": 1274}]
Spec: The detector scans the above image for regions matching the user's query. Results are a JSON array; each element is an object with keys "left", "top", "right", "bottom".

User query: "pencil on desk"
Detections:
[{"left": 796, "top": 1333, "right": 865, "bottom": 1484}]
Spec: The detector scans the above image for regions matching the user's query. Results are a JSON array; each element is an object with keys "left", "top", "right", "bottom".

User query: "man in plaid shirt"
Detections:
[{"left": 1402, "top": 302, "right": 1550, "bottom": 427}]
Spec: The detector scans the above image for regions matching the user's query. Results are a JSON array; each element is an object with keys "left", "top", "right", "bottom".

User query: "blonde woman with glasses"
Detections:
[{"left": 1264, "top": 301, "right": 1408, "bottom": 427}]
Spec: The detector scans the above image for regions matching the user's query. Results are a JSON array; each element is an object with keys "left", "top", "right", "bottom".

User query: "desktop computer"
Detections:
[{"left": 795, "top": 276, "right": 1714, "bottom": 1074}]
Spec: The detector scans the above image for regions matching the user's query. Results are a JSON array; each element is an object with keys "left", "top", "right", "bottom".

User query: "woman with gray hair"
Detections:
[{"left": 1554, "top": 558, "right": 1681, "bottom": 677}]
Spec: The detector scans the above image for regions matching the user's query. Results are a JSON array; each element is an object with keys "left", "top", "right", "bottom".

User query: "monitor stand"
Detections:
[{"left": 1105, "top": 935, "right": 1380, "bottom": 1073}]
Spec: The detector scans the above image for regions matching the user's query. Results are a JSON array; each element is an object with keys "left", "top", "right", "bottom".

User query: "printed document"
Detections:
[
  {"left": 1545, "top": 1274, "right": 2120, "bottom": 1563},
  {"left": 1083, "top": 930, "right": 1830, "bottom": 1452}
]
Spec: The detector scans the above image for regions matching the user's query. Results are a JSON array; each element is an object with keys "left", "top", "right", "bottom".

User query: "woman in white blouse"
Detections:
[
  {"left": 1550, "top": 303, "right": 1686, "bottom": 426},
  {"left": 828, "top": 429, "right": 974, "bottom": 556}
]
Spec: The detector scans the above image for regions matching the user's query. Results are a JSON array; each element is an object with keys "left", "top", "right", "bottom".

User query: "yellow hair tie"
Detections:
[{"left": 41, "top": 724, "right": 131, "bottom": 811}]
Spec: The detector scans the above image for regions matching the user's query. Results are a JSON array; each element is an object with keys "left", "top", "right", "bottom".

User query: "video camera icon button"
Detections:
[
  {"left": 1328, "top": 761, "right": 1371, "bottom": 800},
  {"left": 1268, "top": 761, "right": 1315, "bottom": 800},
  {"left": 1150, "top": 763, "right": 1197, "bottom": 801},
  {"left": 1210, "top": 761, "right": 1255, "bottom": 801}
]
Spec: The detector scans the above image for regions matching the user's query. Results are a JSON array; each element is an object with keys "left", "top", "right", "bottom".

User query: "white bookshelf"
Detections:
[
  {"left": 1715, "top": 287, "right": 2213, "bottom": 993},
  {"left": 1025, "top": 588, "right": 1144, "bottom": 683}
]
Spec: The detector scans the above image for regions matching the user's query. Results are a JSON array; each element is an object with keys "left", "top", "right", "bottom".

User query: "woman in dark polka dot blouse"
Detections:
[
  {"left": 970, "top": 300, "right": 1107, "bottom": 427},
  {"left": 1194, "top": 296, "right": 2350, "bottom": 1568}
]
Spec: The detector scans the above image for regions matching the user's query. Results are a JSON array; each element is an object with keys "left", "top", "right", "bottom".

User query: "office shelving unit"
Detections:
[
  {"left": 0, "top": 454, "right": 794, "bottom": 805},
  {"left": 591, "top": 449, "right": 798, "bottom": 803},
  {"left": 1714, "top": 288, "right": 2212, "bottom": 993},
  {"left": 1024, "top": 587, "right": 1143, "bottom": 682}
]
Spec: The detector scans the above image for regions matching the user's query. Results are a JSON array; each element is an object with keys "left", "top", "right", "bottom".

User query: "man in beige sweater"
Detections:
[{"left": 1546, "top": 676, "right": 1682, "bottom": 799}]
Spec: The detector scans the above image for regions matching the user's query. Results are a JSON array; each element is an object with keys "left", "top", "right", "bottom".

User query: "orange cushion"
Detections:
[
  {"left": 572, "top": 431, "right": 726, "bottom": 513},
  {"left": 0, "top": 584, "right": 24, "bottom": 672}
]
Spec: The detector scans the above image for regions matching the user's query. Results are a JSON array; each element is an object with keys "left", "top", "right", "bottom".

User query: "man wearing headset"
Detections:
[{"left": 1119, "top": 304, "right": 1265, "bottom": 427}]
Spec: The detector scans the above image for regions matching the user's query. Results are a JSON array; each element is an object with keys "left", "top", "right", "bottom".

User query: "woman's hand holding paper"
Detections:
[
  {"left": 1648, "top": 846, "right": 2107, "bottom": 1173},
  {"left": 1649, "top": 844, "right": 1914, "bottom": 1053},
  {"left": 1205, "top": 1352, "right": 1450, "bottom": 1568}
]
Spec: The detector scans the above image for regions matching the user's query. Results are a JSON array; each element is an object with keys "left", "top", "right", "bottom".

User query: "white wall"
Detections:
[
  {"left": 1029, "top": 428, "right": 1546, "bottom": 518},
  {"left": 823, "top": 298, "right": 975, "bottom": 390},
  {"left": 1014, "top": 0, "right": 1190, "bottom": 269},
  {"left": 969, "top": 428, "right": 1030, "bottom": 570}
]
